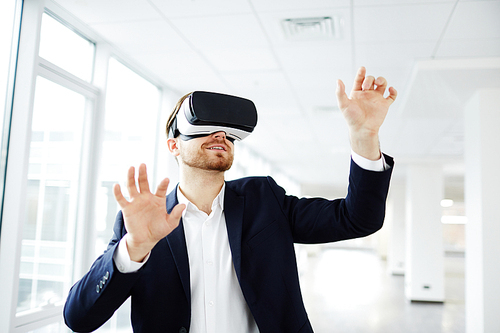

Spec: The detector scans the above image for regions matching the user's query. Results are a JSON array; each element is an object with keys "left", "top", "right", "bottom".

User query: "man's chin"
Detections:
[
  {"left": 206, "top": 161, "right": 233, "bottom": 172},
  {"left": 185, "top": 158, "right": 233, "bottom": 172}
]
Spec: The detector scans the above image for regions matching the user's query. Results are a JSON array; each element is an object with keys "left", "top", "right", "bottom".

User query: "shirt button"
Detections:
[
  {"left": 208, "top": 301, "right": 214, "bottom": 307},
  {"left": 205, "top": 222, "right": 211, "bottom": 226},
  {"left": 206, "top": 260, "right": 213, "bottom": 265}
]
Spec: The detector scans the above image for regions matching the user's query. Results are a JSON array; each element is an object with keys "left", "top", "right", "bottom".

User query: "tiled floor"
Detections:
[{"left": 299, "top": 247, "right": 465, "bottom": 333}]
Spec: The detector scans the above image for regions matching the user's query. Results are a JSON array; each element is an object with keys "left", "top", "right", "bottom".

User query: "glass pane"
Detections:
[
  {"left": 93, "top": 58, "right": 159, "bottom": 332},
  {"left": 17, "top": 76, "right": 86, "bottom": 313},
  {"left": 39, "top": 13, "right": 94, "bottom": 82}
]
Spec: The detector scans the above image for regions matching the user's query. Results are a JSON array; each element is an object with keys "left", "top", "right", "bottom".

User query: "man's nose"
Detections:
[{"left": 212, "top": 131, "right": 227, "bottom": 140}]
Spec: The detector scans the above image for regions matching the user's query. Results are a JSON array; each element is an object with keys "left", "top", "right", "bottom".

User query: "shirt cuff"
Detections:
[
  {"left": 113, "top": 236, "right": 150, "bottom": 273},
  {"left": 351, "top": 150, "right": 389, "bottom": 172}
]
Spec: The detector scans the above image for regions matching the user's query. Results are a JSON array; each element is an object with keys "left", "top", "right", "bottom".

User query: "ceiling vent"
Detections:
[{"left": 281, "top": 16, "right": 341, "bottom": 41}]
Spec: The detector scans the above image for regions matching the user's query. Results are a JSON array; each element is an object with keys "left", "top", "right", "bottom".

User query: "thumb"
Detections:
[
  {"left": 170, "top": 203, "right": 186, "bottom": 221},
  {"left": 336, "top": 79, "right": 349, "bottom": 111}
]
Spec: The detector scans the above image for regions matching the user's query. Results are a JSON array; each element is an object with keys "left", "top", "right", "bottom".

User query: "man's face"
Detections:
[{"left": 177, "top": 131, "right": 234, "bottom": 172}]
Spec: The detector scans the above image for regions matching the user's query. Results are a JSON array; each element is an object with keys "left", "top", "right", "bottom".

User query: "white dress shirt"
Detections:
[{"left": 113, "top": 151, "right": 388, "bottom": 331}]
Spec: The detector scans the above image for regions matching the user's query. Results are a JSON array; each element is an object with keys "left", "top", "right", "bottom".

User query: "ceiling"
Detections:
[{"left": 50, "top": 0, "right": 500, "bottom": 195}]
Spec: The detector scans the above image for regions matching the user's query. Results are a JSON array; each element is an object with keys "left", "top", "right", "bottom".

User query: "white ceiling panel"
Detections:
[
  {"left": 354, "top": 0, "right": 455, "bottom": 6},
  {"left": 161, "top": 72, "right": 230, "bottom": 94},
  {"left": 202, "top": 47, "right": 279, "bottom": 72},
  {"left": 222, "top": 70, "right": 288, "bottom": 90},
  {"left": 250, "top": 0, "right": 350, "bottom": 12},
  {"left": 89, "top": 20, "right": 193, "bottom": 55},
  {"left": 53, "top": 0, "right": 162, "bottom": 24},
  {"left": 436, "top": 38, "right": 500, "bottom": 58},
  {"left": 221, "top": 71, "right": 301, "bottom": 113},
  {"left": 354, "top": 3, "right": 455, "bottom": 43},
  {"left": 149, "top": 0, "right": 253, "bottom": 18},
  {"left": 274, "top": 43, "right": 352, "bottom": 73},
  {"left": 355, "top": 41, "right": 435, "bottom": 69},
  {"left": 169, "top": 14, "right": 269, "bottom": 49},
  {"left": 133, "top": 51, "right": 217, "bottom": 84},
  {"left": 443, "top": 1, "right": 500, "bottom": 40}
]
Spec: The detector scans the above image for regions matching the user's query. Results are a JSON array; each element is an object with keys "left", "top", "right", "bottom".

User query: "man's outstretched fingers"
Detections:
[
  {"left": 336, "top": 79, "right": 349, "bottom": 110},
  {"left": 113, "top": 183, "right": 129, "bottom": 208},
  {"left": 352, "top": 66, "right": 366, "bottom": 91},
  {"left": 386, "top": 86, "right": 398, "bottom": 104},
  {"left": 362, "top": 75, "right": 376, "bottom": 91},
  {"left": 137, "top": 163, "right": 150, "bottom": 194},
  {"left": 375, "top": 76, "right": 388, "bottom": 94},
  {"left": 126, "top": 166, "right": 139, "bottom": 197},
  {"left": 155, "top": 178, "right": 170, "bottom": 198}
]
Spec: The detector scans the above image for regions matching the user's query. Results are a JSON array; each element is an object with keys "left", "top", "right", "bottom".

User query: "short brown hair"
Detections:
[{"left": 165, "top": 92, "right": 193, "bottom": 138}]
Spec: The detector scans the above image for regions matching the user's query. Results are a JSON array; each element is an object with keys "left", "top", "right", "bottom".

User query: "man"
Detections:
[{"left": 64, "top": 67, "right": 397, "bottom": 332}]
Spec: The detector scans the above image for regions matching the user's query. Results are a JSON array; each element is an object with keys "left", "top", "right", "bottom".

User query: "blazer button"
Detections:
[{"left": 179, "top": 327, "right": 187, "bottom": 333}]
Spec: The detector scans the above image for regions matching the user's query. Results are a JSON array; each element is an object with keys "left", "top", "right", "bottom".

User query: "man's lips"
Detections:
[{"left": 206, "top": 144, "right": 227, "bottom": 151}]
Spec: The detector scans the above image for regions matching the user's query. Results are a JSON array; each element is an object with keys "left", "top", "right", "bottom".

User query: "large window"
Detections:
[
  {"left": 15, "top": 8, "right": 97, "bottom": 321},
  {"left": 17, "top": 76, "right": 88, "bottom": 313}
]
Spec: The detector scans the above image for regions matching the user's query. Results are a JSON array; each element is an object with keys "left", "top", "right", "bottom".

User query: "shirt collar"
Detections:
[{"left": 176, "top": 183, "right": 226, "bottom": 216}]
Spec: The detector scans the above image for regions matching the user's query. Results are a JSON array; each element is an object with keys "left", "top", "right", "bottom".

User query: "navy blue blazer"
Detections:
[{"left": 64, "top": 156, "right": 393, "bottom": 333}]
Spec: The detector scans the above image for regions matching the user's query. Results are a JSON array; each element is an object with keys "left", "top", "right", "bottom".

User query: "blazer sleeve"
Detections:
[
  {"left": 270, "top": 154, "right": 394, "bottom": 244},
  {"left": 63, "top": 211, "right": 142, "bottom": 332}
]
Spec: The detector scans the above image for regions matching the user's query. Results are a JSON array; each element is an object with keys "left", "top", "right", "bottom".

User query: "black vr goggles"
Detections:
[{"left": 169, "top": 91, "right": 258, "bottom": 143}]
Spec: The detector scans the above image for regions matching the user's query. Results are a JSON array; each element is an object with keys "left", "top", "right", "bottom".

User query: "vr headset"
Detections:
[{"left": 169, "top": 91, "right": 258, "bottom": 143}]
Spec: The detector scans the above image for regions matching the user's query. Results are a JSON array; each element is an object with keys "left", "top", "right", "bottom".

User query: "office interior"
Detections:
[{"left": 0, "top": 0, "right": 499, "bottom": 332}]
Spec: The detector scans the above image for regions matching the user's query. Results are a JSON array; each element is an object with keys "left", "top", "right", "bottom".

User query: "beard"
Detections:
[{"left": 179, "top": 141, "right": 234, "bottom": 172}]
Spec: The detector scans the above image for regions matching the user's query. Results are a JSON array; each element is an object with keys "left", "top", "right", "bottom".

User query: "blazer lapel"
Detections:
[
  {"left": 165, "top": 187, "right": 191, "bottom": 306},
  {"left": 224, "top": 184, "right": 245, "bottom": 281}
]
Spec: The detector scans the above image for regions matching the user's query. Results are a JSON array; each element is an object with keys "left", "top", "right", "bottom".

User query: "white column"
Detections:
[
  {"left": 387, "top": 177, "right": 406, "bottom": 275},
  {"left": 464, "top": 88, "right": 500, "bottom": 333},
  {"left": 405, "top": 165, "right": 444, "bottom": 302}
]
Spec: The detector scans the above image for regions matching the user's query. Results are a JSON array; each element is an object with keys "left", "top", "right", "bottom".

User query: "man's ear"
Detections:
[{"left": 167, "top": 138, "right": 180, "bottom": 157}]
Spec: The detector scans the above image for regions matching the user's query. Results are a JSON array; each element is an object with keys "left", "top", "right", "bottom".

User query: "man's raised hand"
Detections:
[
  {"left": 113, "top": 164, "right": 185, "bottom": 262},
  {"left": 336, "top": 66, "right": 397, "bottom": 160}
]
